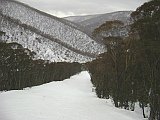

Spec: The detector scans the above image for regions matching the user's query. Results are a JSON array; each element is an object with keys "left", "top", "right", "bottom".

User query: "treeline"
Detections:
[
  {"left": 0, "top": 42, "right": 82, "bottom": 91},
  {"left": 86, "top": 0, "right": 160, "bottom": 120}
]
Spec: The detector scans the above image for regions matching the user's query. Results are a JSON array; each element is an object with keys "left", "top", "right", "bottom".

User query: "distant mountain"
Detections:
[
  {"left": 0, "top": 0, "right": 106, "bottom": 63},
  {"left": 64, "top": 11, "right": 133, "bottom": 42},
  {"left": 64, "top": 11, "right": 132, "bottom": 33},
  {"left": 64, "top": 14, "right": 100, "bottom": 24}
]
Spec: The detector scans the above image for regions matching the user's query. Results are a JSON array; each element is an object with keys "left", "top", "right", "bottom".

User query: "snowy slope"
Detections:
[
  {"left": 0, "top": 14, "right": 93, "bottom": 63},
  {"left": 0, "top": 71, "right": 145, "bottom": 120},
  {"left": 0, "top": 0, "right": 106, "bottom": 63}
]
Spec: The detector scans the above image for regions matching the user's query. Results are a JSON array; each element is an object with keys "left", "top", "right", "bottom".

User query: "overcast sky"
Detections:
[{"left": 17, "top": 0, "right": 148, "bottom": 18}]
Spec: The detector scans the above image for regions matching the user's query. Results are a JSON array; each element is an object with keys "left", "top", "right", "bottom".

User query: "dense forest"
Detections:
[
  {"left": 86, "top": 0, "right": 160, "bottom": 120},
  {"left": 0, "top": 41, "right": 82, "bottom": 91}
]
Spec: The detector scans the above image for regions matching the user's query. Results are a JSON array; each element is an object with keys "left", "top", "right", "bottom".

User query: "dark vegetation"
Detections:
[
  {"left": 86, "top": 0, "right": 160, "bottom": 120},
  {"left": 92, "top": 20, "right": 124, "bottom": 37},
  {"left": 92, "top": 20, "right": 129, "bottom": 42},
  {"left": 0, "top": 42, "right": 82, "bottom": 91},
  {"left": 0, "top": 31, "right": 5, "bottom": 36}
]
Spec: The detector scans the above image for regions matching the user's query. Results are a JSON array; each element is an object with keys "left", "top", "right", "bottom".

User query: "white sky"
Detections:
[{"left": 17, "top": 0, "right": 148, "bottom": 18}]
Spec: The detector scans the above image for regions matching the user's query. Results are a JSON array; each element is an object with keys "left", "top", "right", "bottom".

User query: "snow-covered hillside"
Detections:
[
  {"left": 0, "top": 14, "right": 92, "bottom": 63},
  {"left": 0, "top": 71, "right": 145, "bottom": 120},
  {"left": 64, "top": 11, "right": 132, "bottom": 35},
  {"left": 0, "top": 0, "right": 106, "bottom": 63}
]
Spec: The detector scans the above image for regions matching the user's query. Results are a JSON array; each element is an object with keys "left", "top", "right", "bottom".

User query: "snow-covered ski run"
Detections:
[{"left": 0, "top": 71, "right": 145, "bottom": 120}]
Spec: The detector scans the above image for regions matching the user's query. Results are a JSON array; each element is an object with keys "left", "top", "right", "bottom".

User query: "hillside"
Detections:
[{"left": 0, "top": 0, "right": 106, "bottom": 63}]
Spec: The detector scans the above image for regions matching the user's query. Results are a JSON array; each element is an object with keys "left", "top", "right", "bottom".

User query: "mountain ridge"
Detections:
[
  {"left": 64, "top": 11, "right": 133, "bottom": 42},
  {"left": 64, "top": 11, "right": 132, "bottom": 34},
  {"left": 64, "top": 11, "right": 132, "bottom": 22}
]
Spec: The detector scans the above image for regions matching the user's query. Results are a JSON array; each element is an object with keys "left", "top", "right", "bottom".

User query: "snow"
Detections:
[
  {"left": 0, "top": 0, "right": 106, "bottom": 63},
  {"left": 0, "top": 14, "right": 93, "bottom": 63},
  {"left": 0, "top": 71, "right": 145, "bottom": 120}
]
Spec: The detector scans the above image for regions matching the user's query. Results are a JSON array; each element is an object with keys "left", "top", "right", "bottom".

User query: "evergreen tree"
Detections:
[
  {"left": 0, "top": 42, "right": 82, "bottom": 91},
  {"left": 131, "top": 0, "right": 160, "bottom": 119}
]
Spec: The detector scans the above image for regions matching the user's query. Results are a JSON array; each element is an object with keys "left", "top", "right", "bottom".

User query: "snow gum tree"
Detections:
[
  {"left": 86, "top": 0, "right": 160, "bottom": 120},
  {"left": 131, "top": 0, "right": 160, "bottom": 119}
]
